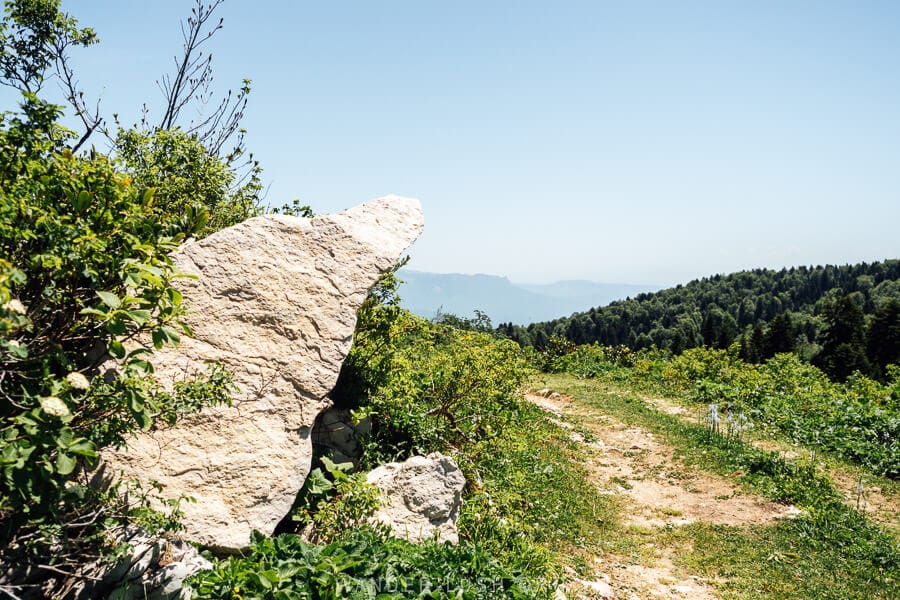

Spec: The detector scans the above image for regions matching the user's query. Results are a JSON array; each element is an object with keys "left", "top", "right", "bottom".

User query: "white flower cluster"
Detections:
[
  {"left": 2, "top": 298, "right": 26, "bottom": 314},
  {"left": 40, "top": 396, "right": 71, "bottom": 418},
  {"left": 724, "top": 410, "right": 753, "bottom": 433},
  {"left": 703, "top": 403, "right": 753, "bottom": 437},
  {"left": 66, "top": 371, "right": 91, "bottom": 391}
]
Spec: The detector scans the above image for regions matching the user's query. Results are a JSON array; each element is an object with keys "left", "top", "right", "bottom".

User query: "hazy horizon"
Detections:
[{"left": 401, "top": 257, "right": 900, "bottom": 288}]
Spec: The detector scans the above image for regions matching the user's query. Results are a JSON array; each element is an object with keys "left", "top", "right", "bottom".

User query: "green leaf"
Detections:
[
  {"left": 67, "top": 439, "right": 97, "bottom": 459},
  {"left": 124, "top": 309, "right": 152, "bottom": 326},
  {"left": 72, "top": 190, "right": 91, "bottom": 212},
  {"left": 106, "top": 319, "right": 127, "bottom": 335},
  {"left": 127, "top": 358, "right": 154, "bottom": 374},
  {"left": 96, "top": 290, "right": 120, "bottom": 309},
  {"left": 152, "top": 328, "right": 165, "bottom": 349},
  {"left": 166, "top": 287, "right": 183, "bottom": 307},
  {"left": 304, "top": 468, "right": 333, "bottom": 496},
  {"left": 133, "top": 408, "right": 152, "bottom": 431},
  {"left": 321, "top": 456, "right": 353, "bottom": 474},
  {"left": 108, "top": 339, "right": 126, "bottom": 359},
  {"left": 161, "top": 325, "right": 181, "bottom": 346},
  {"left": 55, "top": 452, "right": 77, "bottom": 475},
  {"left": 151, "top": 325, "right": 182, "bottom": 349}
]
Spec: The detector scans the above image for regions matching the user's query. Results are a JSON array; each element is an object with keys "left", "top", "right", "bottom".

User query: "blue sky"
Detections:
[{"left": 11, "top": 1, "right": 900, "bottom": 285}]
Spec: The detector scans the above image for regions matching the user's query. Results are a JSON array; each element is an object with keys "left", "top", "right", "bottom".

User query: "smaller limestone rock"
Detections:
[
  {"left": 366, "top": 453, "right": 465, "bottom": 543},
  {"left": 312, "top": 408, "right": 371, "bottom": 466},
  {"left": 124, "top": 540, "right": 162, "bottom": 581},
  {"left": 580, "top": 578, "right": 616, "bottom": 598},
  {"left": 106, "top": 537, "right": 212, "bottom": 600},
  {"left": 142, "top": 541, "right": 212, "bottom": 600}
]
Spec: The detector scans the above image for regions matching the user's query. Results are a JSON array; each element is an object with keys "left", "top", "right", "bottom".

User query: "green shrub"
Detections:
[
  {"left": 117, "top": 127, "right": 262, "bottom": 237},
  {"left": 554, "top": 343, "right": 900, "bottom": 478},
  {"left": 0, "top": 93, "right": 235, "bottom": 578},
  {"left": 188, "top": 527, "right": 554, "bottom": 600},
  {"left": 290, "top": 458, "right": 383, "bottom": 544},
  {"left": 340, "top": 300, "right": 534, "bottom": 465},
  {"left": 550, "top": 343, "right": 636, "bottom": 378}
]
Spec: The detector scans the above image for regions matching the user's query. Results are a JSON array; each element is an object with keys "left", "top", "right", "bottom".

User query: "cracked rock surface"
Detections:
[
  {"left": 102, "top": 196, "right": 424, "bottom": 550},
  {"left": 366, "top": 453, "right": 465, "bottom": 543}
]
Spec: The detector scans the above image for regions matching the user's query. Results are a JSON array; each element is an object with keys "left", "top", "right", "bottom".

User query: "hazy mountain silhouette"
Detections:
[{"left": 397, "top": 270, "right": 659, "bottom": 325}]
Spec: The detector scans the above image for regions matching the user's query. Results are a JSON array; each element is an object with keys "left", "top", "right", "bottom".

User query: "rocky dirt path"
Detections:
[
  {"left": 527, "top": 390, "right": 800, "bottom": 600},
  {"left": 636, "top": 392, "right": 900, "bottom": 537}
]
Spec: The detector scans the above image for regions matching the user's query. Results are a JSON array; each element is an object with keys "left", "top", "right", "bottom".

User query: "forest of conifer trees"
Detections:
[{"left": 500, "top": 260, "right": 900, "bottom": 381}]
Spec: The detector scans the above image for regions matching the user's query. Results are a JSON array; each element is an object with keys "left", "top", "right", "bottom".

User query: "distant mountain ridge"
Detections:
[{"left": 396, "top": 269, "right": 658, "bottom": 325}]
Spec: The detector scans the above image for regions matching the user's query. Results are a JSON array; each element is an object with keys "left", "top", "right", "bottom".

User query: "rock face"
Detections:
[
  {"left": 106, "top": 533, "right": 212, "bottom": 600},
  {"left": 102, "top": 196, "right": 424, "bottom": 550},
  {"left": 312, "top": 407, "right": 370, "bottom": 466},
  {"left": 366, "top": 453, "right": 465, "bottom": 543}
]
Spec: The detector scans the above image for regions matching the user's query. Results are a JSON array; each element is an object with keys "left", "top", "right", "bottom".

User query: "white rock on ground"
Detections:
[
  {"left": 106, "top": 537, "right": 212, "bottom": 600},
  {"left": 101, "top": 196, "right": 424, "bottom": 550},
  {"left": 366, "top": 453, "right": 465, "bottom": 543}
]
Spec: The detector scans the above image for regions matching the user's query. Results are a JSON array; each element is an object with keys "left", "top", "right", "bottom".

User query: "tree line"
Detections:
[{"left": 498, "top": 261, "right": 900, "bottom": 381}]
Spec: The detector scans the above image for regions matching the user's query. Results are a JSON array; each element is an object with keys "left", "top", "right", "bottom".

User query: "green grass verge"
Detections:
[{"left": 458, "top": 399, "right": 621, "bottom": 575}]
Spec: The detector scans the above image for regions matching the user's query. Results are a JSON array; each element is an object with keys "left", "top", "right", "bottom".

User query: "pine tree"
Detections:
[
  {"left": 814, "top": 295, "right": 871, "bottom": 380},
  {"left": 762, "top": 313, "right": 796, "bottom": 358},
  {"left": 867, "top": 299, "right": 900, "bottom": 378}
]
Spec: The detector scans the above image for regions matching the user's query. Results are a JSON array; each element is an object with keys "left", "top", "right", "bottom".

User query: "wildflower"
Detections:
[
  {"left": 40, "top": 396, "right": 71, "bottom": 418},
  {"left": 3, "top": 298, "right": 26, "bottom": 314},
  {"left": 66, "top": 372, "right": 91, "bottom": 391}
]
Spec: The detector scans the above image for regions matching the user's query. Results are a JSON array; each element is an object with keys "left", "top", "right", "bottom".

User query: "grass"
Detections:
[
  {"left": 541, "top": 373, "right": 900, "bottom": 600},
  {"left": 458, "top": 399, "right": 622, "bottom": 576}
]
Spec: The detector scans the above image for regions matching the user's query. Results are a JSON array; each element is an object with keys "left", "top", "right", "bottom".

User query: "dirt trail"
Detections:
[
  {"left": 528, "top": 390, "right": 799, "bottom": 600},
  {"left": 637, "top": 393, "right": 900, "bottom": 536},
  {"left": 529, "top": 391, "right": 797, "bottom": 529}
]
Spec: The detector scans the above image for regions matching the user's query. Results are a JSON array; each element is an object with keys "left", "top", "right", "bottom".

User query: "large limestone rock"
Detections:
[
  {"left": 103, "top": 196, "right": 423, "bottom": 550},
  {"left": 366, "top": 453, "right": 465, "bottom": 543}
]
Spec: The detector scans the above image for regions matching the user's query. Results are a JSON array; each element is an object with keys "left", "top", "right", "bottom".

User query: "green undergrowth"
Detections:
[
  {"left": 661, "top": 522, "right": 896, "bottom": 600},
  {"left": 552, "top": 344, "right": 899, "bottom": 479},
  {"left": 547, "top": 373, "right": 900, "bottom": 599},
  {"left": 188, "top": 527, "right": 553, "bottom": 600},
  {"left": 191, "top": 274, "right": 615, "bottom": 598}
]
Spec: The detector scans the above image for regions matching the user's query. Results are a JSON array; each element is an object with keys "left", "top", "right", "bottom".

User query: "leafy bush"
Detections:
[
  {"left": 0, "top": 92, "right": 236, "bottom": 582},
  {"left": 553, "top": 342, "right": 900, "bottom": 478},
  {"left": 188, "top": 527, "right": 554, "bottom": 600},
  {"left": 0, "top": 1, "right": 261, "bottom": 587},
  {"left": 290, "top": 458, "right": 382, "bottom": 544},
  {"left": 550, "top": 343, "right": 635, "bottom": 378},
  {"left": 340, "top": 300, "right": 534, "bottom": 465},
  {"left": 117, "top": 126, "right": 262, "bottom": 237}
]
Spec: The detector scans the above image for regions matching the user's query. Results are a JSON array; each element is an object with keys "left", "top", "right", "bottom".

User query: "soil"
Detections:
[
  {"left": 527, "top": 390, "right": 800, "bottom": 600},
  {"left": 637, "top": 393, "right": 900, "bottom": 537}
]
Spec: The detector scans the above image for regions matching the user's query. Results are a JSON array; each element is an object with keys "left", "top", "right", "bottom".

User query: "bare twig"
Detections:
[
  {"left": 0, "top": 584, "right": 28, "bottom": 600},
  {"left": 35, "top": 563, "right": 103, "bottom": 582},
  {"left": 52, "top": 36, "right": 106, "bottom": 151},
  {"left": 154, "top": 1, "right": 251, "bottom": 172}
]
